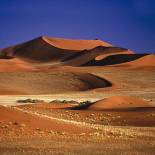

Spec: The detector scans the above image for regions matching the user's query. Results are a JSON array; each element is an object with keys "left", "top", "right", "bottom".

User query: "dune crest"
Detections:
[
  {"left": 42, "top": 36, "right": 111, "bottom": 50},
  {"left": 95, "top": 49, "right": 134, "bottom": 61}
]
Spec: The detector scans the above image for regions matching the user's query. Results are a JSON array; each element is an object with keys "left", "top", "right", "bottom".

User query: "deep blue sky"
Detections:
[{"left": 0, "top": 0, "right": 155, "bottom": 53}]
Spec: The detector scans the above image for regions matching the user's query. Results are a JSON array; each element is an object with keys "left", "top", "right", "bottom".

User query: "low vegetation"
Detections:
[
  {"left": 49, "top": 100, "right": 78, "bottom": 104},
  {"left": 17, "top": 98, "right": 45, "bottom": 103},
  {"left": 16, "top": 99, "right": 93, "bottom": 108}
]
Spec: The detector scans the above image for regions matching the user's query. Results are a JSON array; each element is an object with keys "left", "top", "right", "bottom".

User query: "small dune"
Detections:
[{"left": 84, "top": 96, "right": 153, "bottom": 110}]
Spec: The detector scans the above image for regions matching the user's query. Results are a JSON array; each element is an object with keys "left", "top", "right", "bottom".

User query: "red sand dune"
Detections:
[
  {"left": 87, "top": 96, "right": 153, "bottom": 110},
  {"left": 0, "top": 37, "right": 75, "bottom": 63},
  {"left": 42, "top": 36, "right": 111, "bottom": 50},
  {"left": 1, "top": 36, "right": 153, "bottom": 70},
  {"left": 0, "top": 36, "right": 111, "bottom": 63},
  {"left": 0, "top": 36, "right": 130, "bottom": 69}
]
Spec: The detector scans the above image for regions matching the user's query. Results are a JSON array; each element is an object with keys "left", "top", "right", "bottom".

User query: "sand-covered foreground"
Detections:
[{"left": 0, "top": 102, "right": 155, "bottom": 155}]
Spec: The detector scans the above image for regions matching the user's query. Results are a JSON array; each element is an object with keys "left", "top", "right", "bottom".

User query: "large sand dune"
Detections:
[
  {"left": 0, "top": 72, "right": 112, "bottom": 95},
  {"left": 0, "top": 37, "right": 75, "bottom": 62},
  {"left": 0, "top": 36, "right": 130, "bottom": 69},
  {"left": 0, "top": 36, "right": 111, "bottom": 62}
]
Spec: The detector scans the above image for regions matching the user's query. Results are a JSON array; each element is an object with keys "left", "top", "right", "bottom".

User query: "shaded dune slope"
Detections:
[
  {"left": 0, "top": 37, "right": 76, "bottom": 62},
  {"left": 62, "top": 46, "right": 129, "bottom": 66},
  {"left": 95, "top": 50, "right": 134, "bottom": 60},
  {"left": 0, "top": 72, "right": 112, "bottom": 95},
  {"left": 118, "top": 54, "right": 155, "bottom": 68},
  {"left": 83, "top": 54, "right": 148, "bottom": 66}
]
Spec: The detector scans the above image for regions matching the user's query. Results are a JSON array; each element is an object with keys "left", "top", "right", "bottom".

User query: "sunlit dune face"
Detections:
[
  {"left": 87, "top": 95, "right": 153, "bottom": 110},
  {"left": 42, "top": 36, "right": 111, "bottom": 50}
]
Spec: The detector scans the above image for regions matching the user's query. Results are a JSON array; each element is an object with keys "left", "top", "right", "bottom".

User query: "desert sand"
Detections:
[
  {"left": 0, "top": 58, "right": 36, "bottom": 72},
  {"left": 0, "top": 36, "right": 155, "bottom": 155}
]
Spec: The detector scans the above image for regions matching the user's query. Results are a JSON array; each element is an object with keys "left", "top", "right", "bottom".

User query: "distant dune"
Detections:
[
  {"left": 0, "top": 36, "right": 130, "bottom": 69},
  {"left": 0, "top": 72, "right": 112, "bottom": 95},
  {"left": 0, "top": 36, "right": 111, "bottom": 62},
  {"left": 78, "top": 96, "right": 153, "bottom": 110},
  {"left": 1, "top": 36, "right": 154, "bottom": 70}
]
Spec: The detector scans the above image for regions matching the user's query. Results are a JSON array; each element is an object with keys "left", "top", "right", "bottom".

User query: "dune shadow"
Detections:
[
  {"left": 67, "top": 102, "right": 94, "bottom": 110},
  {"left": 83, "top": 54, "right": 148, "bottom": 66},
  {"left": 90, "top": 107, "right": 155, "bottom": 112},
  {"left": 67, "top": 105, "right": 155, "bottom": 112}
]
